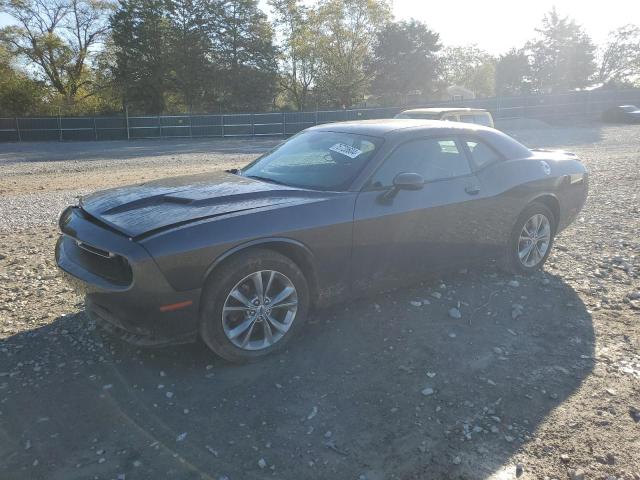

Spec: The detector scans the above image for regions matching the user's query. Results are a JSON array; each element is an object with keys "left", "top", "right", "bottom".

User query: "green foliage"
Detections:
[
  {"left": 166, "top": 0, "right": 213, "bottom": 111},
  {"left": 496, "top": 48, "right": 531, "bottom": 96},
  {"left": 269, "top": 0, "right": 319, "bottom": 110},
  {"left": 109, "top": 0, "right": 172, "bottom": 114},
  {"left": 526, "top": 8, "right": 596, "bottom": 92},
  {"left": 314, "top": 0, "right": 391, "bottom": 107},
  {"left": 369, "top": 19, "right": 441, "bottom": 103},
  {"left": 108, "top": 0, "right": 277, "bottom": 113},
  {"left": 1, "top": 0, "right": 638, "bottom": 117},
  {"left": 439, "top": 45, "right": 496, "bottom": 97},
  {"left": 0, "top": 0, "right": 112, "bottom": 109},
  {"left": 214, "top": 0, "right": 278, "bottom": 111},
  {"left": 0, "top": 45, "right": 48, "bottom": 115},
  {"left": 598, "top": 25, "right": 640, "bottom": 87}
]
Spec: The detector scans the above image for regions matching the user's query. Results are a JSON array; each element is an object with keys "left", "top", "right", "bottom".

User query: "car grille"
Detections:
[{"left": 70, "top": 239, "right": 133, "bottom": 287}]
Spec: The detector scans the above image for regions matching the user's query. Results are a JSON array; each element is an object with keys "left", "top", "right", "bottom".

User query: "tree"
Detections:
[
  {"left": 526, "top": 8, "right": 596, "bottom": 92},
  {"left": 314, "top": 0, "right": 391, "bottom": 107},
  {"left": 0, "top": 0, "right": 112, "bottom": 106},
  {"left": 495, "top": 48, "right": 531, "bottom": 96},
  {"left": 597, "top": 24, "right": 640, "bottom": 87},
  {"left": 0, "top": 44, "right": 48, "bottom": 116},
  {"left": 214, "top": 0, "right": 278, "bottom": 111},
  {"left": 166, "top": 0, "right": 214, "bottom": 112},
  {"left": 369, "top": 19, "right": 440, "bottom": 102},
  {"left": 110, "top": 0, "right": 171, "bottom": 114},
  {"left": 269, "top": 0, "right": 319, "bottom": 110},
  {"left": 439, "top": 45, "right": 496, "bottom": 97}
]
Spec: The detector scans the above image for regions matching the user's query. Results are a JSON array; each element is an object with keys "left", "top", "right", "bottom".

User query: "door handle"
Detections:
[{"left": 465, "top": 185, "right": 480, "bottom": 195}]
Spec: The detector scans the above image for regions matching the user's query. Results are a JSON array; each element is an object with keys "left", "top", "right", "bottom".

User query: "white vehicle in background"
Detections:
[{"left": 395, "top": 107, "right": 495, "bottom": 128}]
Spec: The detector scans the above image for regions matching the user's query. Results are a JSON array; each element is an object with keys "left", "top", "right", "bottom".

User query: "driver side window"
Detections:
[{"left": 370, "top": 138, "right": 471, "bottom": 188}]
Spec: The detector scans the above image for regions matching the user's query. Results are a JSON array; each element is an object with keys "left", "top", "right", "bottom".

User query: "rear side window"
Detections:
[
  {"left": 459, "top": 113, "right": 493, "bottom": 127},
  {"left": 370, "top": 138, "right": 472, "bottom": 187},
  {"left": 465, "top": 139, "right": 503, "bottom": 169},
  {"left": 473, "top": 114, "right": 493, "bottom": 126}
]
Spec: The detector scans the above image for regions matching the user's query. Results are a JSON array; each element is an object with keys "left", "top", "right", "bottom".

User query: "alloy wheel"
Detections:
[
  {"left": 221, "top": 270, "right": 298, "bottom": 351},
  {"left": 517, "top": 213, "right": 551, "bottom": 268}
]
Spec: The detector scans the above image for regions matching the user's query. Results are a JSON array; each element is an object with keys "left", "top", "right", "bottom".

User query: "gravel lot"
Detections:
[{"left": 0, "top": 125, "right": 639, "bottom": 480}]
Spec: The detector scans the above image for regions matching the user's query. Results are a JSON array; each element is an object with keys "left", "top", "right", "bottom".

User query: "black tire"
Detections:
[
  {"left": 502, "top": 202, "right": 556, "bottom": 275},
  {"left": 200, "top": 248, "right": 309, "bottom": 363}
]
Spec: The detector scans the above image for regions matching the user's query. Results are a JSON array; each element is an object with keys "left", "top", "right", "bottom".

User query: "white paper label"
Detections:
[{"left": 329, "top": 143, "right": 363, "bottom": 159}]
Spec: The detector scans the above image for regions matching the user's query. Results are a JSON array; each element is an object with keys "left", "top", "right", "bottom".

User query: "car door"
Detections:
[
  {"left": 458, "top": 135, "right": 512, "bottom": 256},
  {"left": 351, "top": 136, "right": 483, "bottom": 292}
]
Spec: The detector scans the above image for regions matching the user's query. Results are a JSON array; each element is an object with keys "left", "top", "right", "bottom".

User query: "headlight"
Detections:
[{"left": 58, "top": 206, "right": 73, "bottom": 230}]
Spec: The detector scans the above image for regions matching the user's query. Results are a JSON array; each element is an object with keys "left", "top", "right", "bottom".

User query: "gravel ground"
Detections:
[{"left": 0, "top": 126, "right": 638, "bottom": 480}]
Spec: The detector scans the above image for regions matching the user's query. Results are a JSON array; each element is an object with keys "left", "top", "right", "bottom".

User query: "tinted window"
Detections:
[
  {"left": 465, "top": 139, "right": 502, "bottom": 169},
  {"left": 459, "top": 113, "right": 492, "bottom": 126},
  {"left": 473, "top": 114, "right": 493, "bottom": 126},
  {"left": 370, "top": 138, "right": 471, "bottom": 188},
  {"left": 242, "top": 131, "right": 382, "bottom": 191}
]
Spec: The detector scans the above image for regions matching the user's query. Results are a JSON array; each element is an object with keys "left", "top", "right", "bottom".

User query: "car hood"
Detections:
[{"left": 80, "top": 171, "right": 332, "bottom": 238}]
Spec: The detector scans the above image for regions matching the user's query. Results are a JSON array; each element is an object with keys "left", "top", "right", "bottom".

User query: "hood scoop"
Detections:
[
  {"left": 101, "top": 189, "right": 310, "bottom": 216},
  {"left": 79, "top": 172, "right": 334, "bottom": 238},
  {"left": 102, "top": 193, "right": 193, "bottom": 215}
]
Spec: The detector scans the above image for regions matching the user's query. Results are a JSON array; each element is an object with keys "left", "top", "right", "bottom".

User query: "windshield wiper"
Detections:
[{"left": 244, "top": 175, "right": 290, "bottom": 187}]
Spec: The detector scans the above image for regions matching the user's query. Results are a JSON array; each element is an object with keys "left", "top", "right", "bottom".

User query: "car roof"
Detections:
[
  {"left": 399, "top": 107, "right": 489, "bottom": 115},
  {"left": 306, "top": 119, "right": 532, "bottom": 160},
  {"left": 307, "top": 118, "right": 494, "bottom": 137}
]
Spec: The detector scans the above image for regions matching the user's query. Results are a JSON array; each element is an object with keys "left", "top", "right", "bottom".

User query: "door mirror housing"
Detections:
[
  {"left": 393, "top": 172, "right": 425, "bottom": 190},
  {"left": 378, "top": 172, "right": 424, "bottom": 204}
]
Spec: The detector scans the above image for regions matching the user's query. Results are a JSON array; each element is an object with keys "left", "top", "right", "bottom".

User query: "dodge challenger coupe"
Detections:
[{"left": 56, "top": 120, "right": 588, "bottom": 362}]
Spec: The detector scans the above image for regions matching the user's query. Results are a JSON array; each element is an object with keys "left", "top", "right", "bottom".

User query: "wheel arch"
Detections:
[
  {"left": 530, "top": 194, "right": 560, "bottom": 231},
  {"left": 201, "top": 238, "right": 320, "bottom": 307}
]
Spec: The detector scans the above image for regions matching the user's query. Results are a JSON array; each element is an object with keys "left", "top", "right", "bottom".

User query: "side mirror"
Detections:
[
  {"left": 378, "top": 172, "right": 424, "bottom": 204},
  {"left": 393, "top": 172, "right": 425, "bottom": 191}
]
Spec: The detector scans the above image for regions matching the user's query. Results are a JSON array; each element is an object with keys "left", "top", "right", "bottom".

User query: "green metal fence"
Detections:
[{"left": 1, "top": 89, "right": 639, "bottom": 142}]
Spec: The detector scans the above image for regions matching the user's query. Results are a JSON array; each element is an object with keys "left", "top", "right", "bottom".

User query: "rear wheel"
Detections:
[
  {"left": 200, "top": 249, "right": 309, "bottom": 362},
  {"left": 503, "top": 202, "right": 556, "bottom": 274}
]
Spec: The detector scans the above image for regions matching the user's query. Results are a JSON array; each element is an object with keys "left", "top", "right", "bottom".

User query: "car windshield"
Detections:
[{"left": 241, "top": 130, "right": 382, "bottom": 191}]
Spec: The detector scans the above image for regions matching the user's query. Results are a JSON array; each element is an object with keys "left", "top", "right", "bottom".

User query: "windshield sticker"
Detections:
[{"left": 329, "top": 143, "right": 363, "bottom": 159}]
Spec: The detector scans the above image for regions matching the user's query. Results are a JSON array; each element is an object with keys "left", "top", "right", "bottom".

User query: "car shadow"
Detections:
[{"left": 0, "top": 267, "right": 594, "bottom": 480}]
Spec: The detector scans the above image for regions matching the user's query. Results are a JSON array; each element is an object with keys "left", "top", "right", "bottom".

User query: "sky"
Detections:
[
  {"left": 1, "top": 1, "right": 639, "bottom": 55},
  {"left": 392, "top": 0, "right": 640, "bottom": 54}
]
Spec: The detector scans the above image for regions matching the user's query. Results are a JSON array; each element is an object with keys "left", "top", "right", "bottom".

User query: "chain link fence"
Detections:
[{"left": 1, "top": 89, "right": 639, "bottom": 143}]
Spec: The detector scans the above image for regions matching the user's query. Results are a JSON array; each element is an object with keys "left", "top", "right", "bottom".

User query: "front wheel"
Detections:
[
  {"left": 503, "top": 202, "right": 556, "bottom": 274},
  {"left": 200, "top": 249, "right": 309, "bottom": 363}
]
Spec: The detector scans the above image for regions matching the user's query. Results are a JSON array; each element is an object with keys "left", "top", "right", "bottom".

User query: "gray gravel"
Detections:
[{"left": 0, "top": 124, "right": 639, "bottom": 480}]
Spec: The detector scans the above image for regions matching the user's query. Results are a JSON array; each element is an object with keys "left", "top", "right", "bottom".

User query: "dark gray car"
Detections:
[
  {"left": 601, "top": 105, "right": 640, "bottom": 124},
  {"left": 55, "top": 119, "right": 588, "bottom": 362}
]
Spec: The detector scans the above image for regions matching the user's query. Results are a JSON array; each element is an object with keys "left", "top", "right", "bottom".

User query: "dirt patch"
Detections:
[{"left": 0, "top": 128, "right": 639, "bottom": 480}]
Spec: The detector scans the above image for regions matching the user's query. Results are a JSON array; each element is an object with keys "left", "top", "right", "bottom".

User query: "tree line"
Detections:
[{"left": 1, "top": 0, "right": 639, "bottom": 116}]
